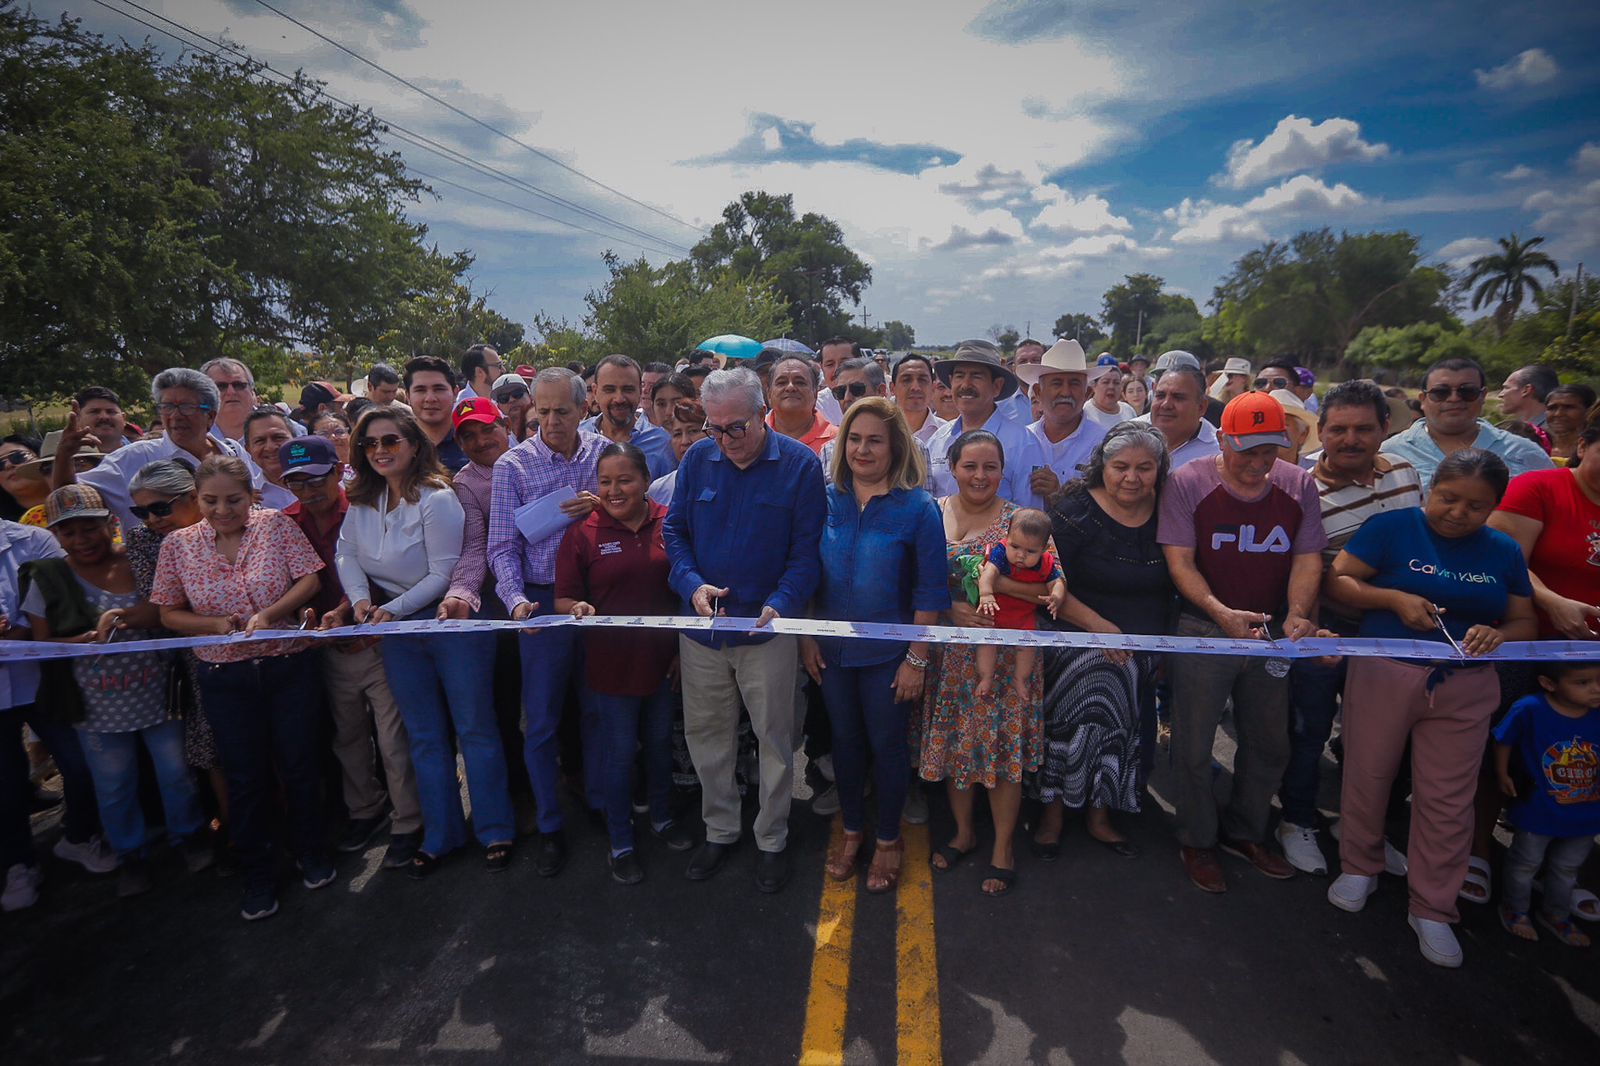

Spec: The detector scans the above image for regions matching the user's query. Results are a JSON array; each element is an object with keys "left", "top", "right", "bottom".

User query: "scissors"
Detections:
[{"left": 1432, "top": 606, "right": 1468, "bottom": 659}]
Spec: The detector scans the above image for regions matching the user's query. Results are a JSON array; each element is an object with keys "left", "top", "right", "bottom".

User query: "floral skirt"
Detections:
[{"left": 917, "top": 641, "right": 1042, "bottom": 789}]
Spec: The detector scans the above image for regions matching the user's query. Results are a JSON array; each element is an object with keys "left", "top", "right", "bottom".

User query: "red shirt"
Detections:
[
  {"left": 284, "top": 493, "right": 350, "bottom": 619},
  {"left": 1498, "top": 468, "right": 1600, "bottom": 637},
  {"left": 554, "top": 501, "right": 677, "bottom": 696}
]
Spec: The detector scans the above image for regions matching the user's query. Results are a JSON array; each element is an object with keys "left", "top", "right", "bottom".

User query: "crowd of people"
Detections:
[{"left": 0, "top": 338, "right": 1595, "bottom": 970}]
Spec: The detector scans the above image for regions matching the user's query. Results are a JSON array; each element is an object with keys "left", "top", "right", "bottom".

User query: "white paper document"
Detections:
[{"left": 513, "top": 486, "right": 577, "bottom": 544}]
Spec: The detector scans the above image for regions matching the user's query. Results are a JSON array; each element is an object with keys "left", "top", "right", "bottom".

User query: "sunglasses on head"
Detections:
[
  {"left": 359, "top": 434, "right": 406, "bottom": 451},
  {"left": 129, "top": 497, "right": 184, "bottom": 520},
  {"left": 1254, "top": 376, "right": 1291, "bottom": 391},
  {"left": 1423, "top": 384, "right": 1483, "bottom": 403},
  {"left": 830, "top": 382, "right": 870, "bottom": 401}
]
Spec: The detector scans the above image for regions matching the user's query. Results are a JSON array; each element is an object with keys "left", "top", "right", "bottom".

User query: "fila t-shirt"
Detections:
[
  {"left": 1492, "top": 694, "right": 1600, "bottom": 837},
  {"left": 1342, "top": 507, "right": 1532, "bottom": 646},
  {"left": 1158, "top": 456, "right": 1328, "bottom": 615},
  {"left": 1497, "top": 468, "right": 1600, "bottom": 637}
]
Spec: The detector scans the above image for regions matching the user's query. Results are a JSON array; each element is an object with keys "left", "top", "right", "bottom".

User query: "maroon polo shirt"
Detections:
[
  {"left": 283, "top": 491, "right": 350, "bottom": 619},
  {"left": 554, "top": 501, "right": 677, "bottom": 697}
]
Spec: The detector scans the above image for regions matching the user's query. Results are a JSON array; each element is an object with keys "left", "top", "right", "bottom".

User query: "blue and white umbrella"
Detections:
[{"left": 759, "top": 338, "right": 815, "bottom": 356}]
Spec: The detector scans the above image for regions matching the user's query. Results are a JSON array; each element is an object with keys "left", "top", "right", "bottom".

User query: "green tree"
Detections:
[
  {"left": 690, "top": 192, "right": 871, "bottom": 346},
  {"left": 986, "top": 324, "right": 1021, "bottom": 353},
  {"left": 583, "top": 253, "right": 790, "bottom": 361},
  {"left": 1463, "top": 233, "right": 1559, "bottom": 336},
  {"left": 1100, "top": 274, "right": 1169, "bottom": 356},
  {"left": 1052, "top": 312, "right": 1105, "bottom": 346},
  {"left": 1344, "top": 322, "right": 1487, "bottom": 380},
  {"left": 881, "top": 320, "right": 915, "bottom": 349},
  {"left": 1209, "top": 229, "right": 1453, "bottom": 367},
  {"left": 0, "top": 9, "right": 461, "bottom": 401}
]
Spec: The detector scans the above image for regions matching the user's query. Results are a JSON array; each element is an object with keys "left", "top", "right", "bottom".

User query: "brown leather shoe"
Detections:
[
  {"left": 1219, "top": 837, "right": 1296, "bottom": 880},
  {"left": 1180, "top": 846, "right": 1227, "bottom": 893}
]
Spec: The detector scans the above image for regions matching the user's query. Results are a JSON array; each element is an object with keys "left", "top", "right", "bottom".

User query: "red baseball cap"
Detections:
[
  {"left": 1219, "top": 392, "right": 1290, "bottom": 451},
  {"left": 452, "top": 396, "right": 502, "bottom": 431}
]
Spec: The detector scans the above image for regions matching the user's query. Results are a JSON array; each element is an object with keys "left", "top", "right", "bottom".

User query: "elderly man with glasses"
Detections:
[
  {"left": 1384, "top": 357, "right": 1553, "bottom": 490},
  {"left": 663, "top": 367, "right": 825, "bottom": 893}
]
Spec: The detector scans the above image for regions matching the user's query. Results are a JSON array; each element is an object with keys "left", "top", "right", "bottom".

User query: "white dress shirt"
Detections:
[{"left": 335, "top": 484, "right": 465, "bottom": 618}]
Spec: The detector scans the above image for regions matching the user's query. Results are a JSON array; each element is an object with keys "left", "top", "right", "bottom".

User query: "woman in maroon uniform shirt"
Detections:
[{"left": 555, "top": 442, "right": 692, "bottom": 884}]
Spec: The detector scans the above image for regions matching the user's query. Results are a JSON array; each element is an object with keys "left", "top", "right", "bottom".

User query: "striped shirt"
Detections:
[
  {"left": 487, "top": 429, "right": 606, "bottom": 609},
  {"left": 1310, "top": 452, "right": 1423, "bottom": 631}
]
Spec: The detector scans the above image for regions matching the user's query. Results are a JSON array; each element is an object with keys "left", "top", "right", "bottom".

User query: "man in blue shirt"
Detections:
[
  {"left": 580, "top": 354, "right": 676, "bottom": 480},
  {"left": 664, "top": 368, "right": 825, "bottom": 893},
  {"left": 1385, "top": 356, "right": 1553, "bottom": 491}
]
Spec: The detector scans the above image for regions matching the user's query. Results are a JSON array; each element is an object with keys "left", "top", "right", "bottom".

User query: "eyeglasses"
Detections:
[
  {"left": 493, "top": 386, "right": 529, "bottom": 403},
  {"left": 0, "top": 452, "right": 33, "bottom": 469},
  {"left": 830, "top": 382, "right": 870, "bottom": 402},
  {"left": 130, "top": 497, "right": 184, "bottom": 520},
  {"left": 156, "top": 402, "right": 214, "bottom": 416},
  {"left": 215, "top": 381, "right": 253, "bottom": 392},
  {"left": 319, "top": 427, "right": 350, "bottom": 440},
  {"left": 284, "top": 473, "right": 334, "bottom": 491},
  {"left": 1423, "top": 384, "right": 1484, "bottom": 403},
  {"left": 702, "top": 418, "right": 753, "bottom": 440},
  {"left": 1254, "top": 376, "right": 1291, "bottom": 391},
  {"left": 359, "top": 434, "right": 406, "bottom": 451}
]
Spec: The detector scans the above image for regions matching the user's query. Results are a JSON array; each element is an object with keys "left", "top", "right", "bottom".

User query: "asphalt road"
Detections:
[{"left": 3, "top": 732, "right": 1598, "bottom": 1065}]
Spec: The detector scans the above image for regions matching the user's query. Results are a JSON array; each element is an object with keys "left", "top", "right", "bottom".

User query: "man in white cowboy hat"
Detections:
[
  {"left": 925, "top": 340, "right": 1034, "bottom": 501},
  {"left": 1013, "top": 339, "right": 1108, "bottom": 511}
]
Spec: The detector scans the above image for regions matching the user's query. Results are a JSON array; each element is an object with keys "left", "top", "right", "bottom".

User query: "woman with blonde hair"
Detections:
[{"left": 800, "top": 398, "right": 948, "bottom": 892}]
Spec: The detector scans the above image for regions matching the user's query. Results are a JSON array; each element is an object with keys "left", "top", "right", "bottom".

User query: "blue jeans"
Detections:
[
  {"left": 819, "top": 657, "right": 910, "bottom": 842},
  {"left": 198, "top": 653, "right": 324, "bottom": 892},
  {"left": 1, "top": 704, "right": 100, "bottom": 868},
  {"left": 79, "top": 720, "right": 204, "bottom": 859},
  {"left": 1503, "top": 830, "right": 1596, "bottom": 919},
  {"left": 587, "top": 678, "right": 676, "bottom": 853},
  {"left": 1279, "top": 656, "right": 1347, "bottom": 829},
  {"left": 381, "top": 631, "right": 513, "bottom": 855},
  {"left": 517, "top": 584, "right": 599, "bottom": 833}
]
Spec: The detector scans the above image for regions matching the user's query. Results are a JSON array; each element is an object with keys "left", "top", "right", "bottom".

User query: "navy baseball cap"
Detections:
[{"left": 279, "top": 435, "right": 338, "bottom": 477}]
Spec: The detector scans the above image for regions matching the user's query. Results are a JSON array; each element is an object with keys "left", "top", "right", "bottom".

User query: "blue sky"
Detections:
[{"left": 64, "top": 0, "right": 1600, "bottom": 344}]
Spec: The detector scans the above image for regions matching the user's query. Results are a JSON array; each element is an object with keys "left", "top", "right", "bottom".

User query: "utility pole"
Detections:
[
  {"left": 1568, "top": 261, "right": 1585, "bottom": 346},
  {"left": 860, "top": 306, "right": 871, "bottom": 332},
  {"left": 1025, "top": 319, "right": 1031, "bottom": 338},
  {"left": 1135, "top": 309, "right": 1145, "bottom": 348}
]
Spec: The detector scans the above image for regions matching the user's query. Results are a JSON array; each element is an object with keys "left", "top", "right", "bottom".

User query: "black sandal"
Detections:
[
  {"left": 1030, "top": 837, "right": 1062, "bottom": 862},
  {"left": 485, "top": 843, "right": 514, "bottom": 872},
  {"left": 408, "top": 851, "right": 442, "bottom": 881},
  {"left": 931, "top": 842, "right": 979, "bottom": 872},
  {"left": 981, "top": 865, "right": 1016, "bottom": 897}
]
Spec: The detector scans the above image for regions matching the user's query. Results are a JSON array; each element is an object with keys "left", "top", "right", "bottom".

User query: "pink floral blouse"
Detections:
[{"left": 149, "top": 508, "right": 324, "bottom": 663}]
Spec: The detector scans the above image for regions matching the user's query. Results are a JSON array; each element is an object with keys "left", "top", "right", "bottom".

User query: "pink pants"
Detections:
[{"left": 1338, "top": 657, "right": 1499, "bottom": 923}]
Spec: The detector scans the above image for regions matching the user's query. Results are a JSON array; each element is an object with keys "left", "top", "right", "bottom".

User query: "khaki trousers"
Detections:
[{"left": 321, "top": 642, "right": 422, "bottom": 836}]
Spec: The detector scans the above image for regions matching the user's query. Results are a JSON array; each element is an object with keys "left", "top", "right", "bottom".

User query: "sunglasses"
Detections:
[
  {"left": 702, "top": 418, "right": 753, "bottom": 440},
  {"left": 130, "top": 497, "right": 185, "bottom": 520},
  {"left": 156, "top": 401, "right": 214, "bottom": 416},
  {"left": 493, "top": 386, "right": 529, "bottom": 403},
  {"left": 830, "top": 382, "right": 870, "bottom": 402},
  {"left": 1254, "top": 376, "right": 1291, "bottom": 391},
  {"left": 37, "top": 456, "right": 98, "bottom": 477},
  {"left": 359, "top": 434, "right": 406, "bottom": 451},
  {"left": 1423, "top": 384, "right": 1484, "bottom": 403},
  {"left": 215, "top": 381, "right": 253, "bottom": 392},
  {"left": 0, "top": 452, "right": 34, "bottom": 469},
  {"left": 284, "top": 473, "right": 334, "bottom": 490}
]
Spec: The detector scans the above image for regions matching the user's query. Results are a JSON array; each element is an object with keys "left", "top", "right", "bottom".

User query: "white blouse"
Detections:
[{"left": 334, "top": 484, "right": 464, "bottom": 618}]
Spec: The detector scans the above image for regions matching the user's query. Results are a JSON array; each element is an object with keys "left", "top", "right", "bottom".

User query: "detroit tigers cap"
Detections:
[{"left": 1219, "top": 391, "right": 1291, "bottom": 451}]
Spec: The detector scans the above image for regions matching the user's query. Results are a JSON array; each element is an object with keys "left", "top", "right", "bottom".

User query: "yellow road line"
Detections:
[
  {"left": 800, "top": 817, "right": 856, "bottom": 1066},
  {"left": 896, "top": 822, "right": 941, "bottom": 1066}
]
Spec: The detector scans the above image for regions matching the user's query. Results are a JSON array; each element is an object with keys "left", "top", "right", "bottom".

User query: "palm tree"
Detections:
[{"left": 1464, "top": 234, "right": 1559, "bottom": 335}]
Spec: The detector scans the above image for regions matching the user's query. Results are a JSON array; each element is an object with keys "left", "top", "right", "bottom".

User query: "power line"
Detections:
[
  {"left": 246, "top": 0, "right": 705, "bottom": 237},
  {"left": 85, "top": 0, "right": 694, "bottom": 257}
]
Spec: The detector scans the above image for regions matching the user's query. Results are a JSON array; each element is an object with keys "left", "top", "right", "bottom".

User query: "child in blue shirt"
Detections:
[{"left": 1493, "top": 661, "right": 1600, "bottom": 947}]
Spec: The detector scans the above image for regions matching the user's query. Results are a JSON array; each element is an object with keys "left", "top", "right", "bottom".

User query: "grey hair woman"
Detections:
[{"left": 1027, "top": 420, "right": 1175, "bottom": 861}]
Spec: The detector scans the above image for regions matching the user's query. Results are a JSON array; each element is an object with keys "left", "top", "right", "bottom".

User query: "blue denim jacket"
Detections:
[{"left": 815, "top": 484, "right": 950, "bottom": 667}]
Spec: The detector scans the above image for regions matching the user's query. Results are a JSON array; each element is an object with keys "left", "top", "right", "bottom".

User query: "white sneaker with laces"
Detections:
[
  {"left": 1408, "top": 914, "right": 1464, "bottom": 968},
  {"left": 811, "top": 783, "right": 840, "bottom": 817},
  {"left": 1384, "top": 839, "right": 1409, "bottom": 877},
  {"left": 814, "top": 754, "right": 836, "bottom": 784},
  {"left": 53, "top": 834, "right": 118, "bottom": 874},
  {"left": 1276, "top": 821, "right": 1327, "bottom": 875},
  {"left": 2, "top": 863, "right": 43, "bottom": 912},
  {"left": 1328, "top": 872, "right": 1377, "bottom": 912}
]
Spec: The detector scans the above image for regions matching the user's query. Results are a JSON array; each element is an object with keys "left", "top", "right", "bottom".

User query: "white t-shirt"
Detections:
[{"left": 1083, "top": 401, "right": 1136, "bottom": 428}]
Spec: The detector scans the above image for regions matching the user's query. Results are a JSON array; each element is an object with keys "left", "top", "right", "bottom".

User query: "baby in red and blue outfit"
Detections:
[{"left": 976, "top": 508, "right": 1067, "bottom": 700}]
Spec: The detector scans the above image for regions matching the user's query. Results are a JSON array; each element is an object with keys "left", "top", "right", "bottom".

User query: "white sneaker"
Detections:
[
  {"left": 1408, "top": 914, "right": 1464, "bottom": 968},
  {"left": 811, "top": 783, "right": 841, "bottom": 816},
  {"left": 53, "top": 834, "right": 118, "bottom": 874},
  {"left": 1383, "top": 839, "right": 1409, "bottom": 877},
  {"left": 2, "top": 863, "right": 43, "bottom": 912},
  {"left": 903, "top": 786, "right": 929, "bottom": 825},
  {"left": 814, "top": 754, "right": 836, "bottom": 783},
  {"left": 1328, "top": 873, "right": 1378, "bottom": 912},
  {"left": 1276, "top": 822, "right": 1328, "bottom": 875}
]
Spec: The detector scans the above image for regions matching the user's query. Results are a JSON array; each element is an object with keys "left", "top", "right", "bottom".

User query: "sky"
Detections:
[{"left": 61, "top": 0, "right": 1600, "bottom": 345}]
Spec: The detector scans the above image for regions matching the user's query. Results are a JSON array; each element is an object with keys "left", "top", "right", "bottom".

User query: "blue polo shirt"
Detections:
[
  {"left": 816, "top": 483, "right": 950, "bottom": 667},
  {"left": 663, "top": 428, "right": 825, "bottom": 647},
  {"left": 581, "top": 409, "right": 677, "bottom": 480}
]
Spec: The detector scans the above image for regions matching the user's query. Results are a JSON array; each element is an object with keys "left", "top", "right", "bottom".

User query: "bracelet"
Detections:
[{"left": 903, "top": 651, "right": 929, "bottom": 670}]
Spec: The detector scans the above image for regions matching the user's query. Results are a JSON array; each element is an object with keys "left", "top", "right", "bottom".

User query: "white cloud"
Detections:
[
  {"left": 1474, "top": 48, "right": 1560, "bottom": 91},
  {"left": 1038, "top": 235, "right": 1141, "bottom": 259},
  {"left": 1435, "top": 237, "right": 1499, "bottom": 270},
  {"left": 761, "top": 126, "right": 782, "bottom": 152},
  {"left": 1165, "top": 175, "right": 1366, "bottom": 244},
  {"left": 1575, "top": 143, "right": 1600, "bottom": 174},
  {"left": 1220, "top": 115, "right": 1389, "bottom": 189},
  {"left": 1523, "top": 180, "right": 1600, "bottom": 253},
  {"left": 1496, "top": 164, "right": 1538, "bottom": 181},
  {"left": 1030, "top": 189, "right": 1132, "bottom": 235}
]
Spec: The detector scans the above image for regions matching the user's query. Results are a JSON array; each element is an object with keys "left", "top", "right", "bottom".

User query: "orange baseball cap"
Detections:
[{"left": 1219, "top": 391, "right": 1290, "bottom": 451}]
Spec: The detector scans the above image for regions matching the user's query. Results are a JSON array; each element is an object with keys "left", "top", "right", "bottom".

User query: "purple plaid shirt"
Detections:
[
  {"left": 445, "top": 460, "right": 495, "bottom": 612},
  {"left": 488, "top": 430, "right": 606, "bottom": 609}
]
